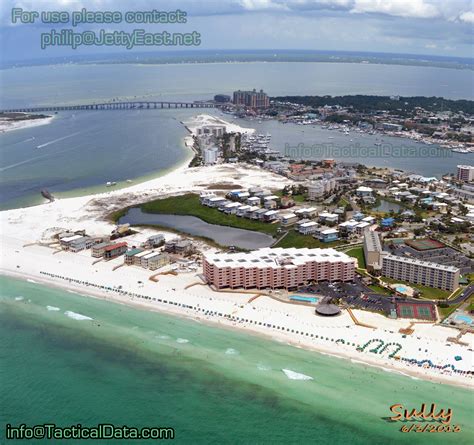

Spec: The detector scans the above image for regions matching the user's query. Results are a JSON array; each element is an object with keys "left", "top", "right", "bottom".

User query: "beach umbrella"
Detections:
[{"left": 454, "top": 356, "right": 462, "bottom": 361}]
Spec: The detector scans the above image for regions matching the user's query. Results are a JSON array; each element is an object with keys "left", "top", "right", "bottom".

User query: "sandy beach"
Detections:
[
  {"left": 0, "top": 115, "right": 472, "bottom": 389},
  {"left": 0, "top": 114, "right": 54, "bottom": 133}
]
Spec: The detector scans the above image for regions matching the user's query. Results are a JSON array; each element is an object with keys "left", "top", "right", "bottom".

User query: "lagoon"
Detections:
[{"left": 119, "top": 207, "right": 275, "bottom": 249}]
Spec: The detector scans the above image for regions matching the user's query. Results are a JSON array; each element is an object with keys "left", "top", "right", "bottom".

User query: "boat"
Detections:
[{"left": 106, "top": 181, "right": 117, "bottom": 187}]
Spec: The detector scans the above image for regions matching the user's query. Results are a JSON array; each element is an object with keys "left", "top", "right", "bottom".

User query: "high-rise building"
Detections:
[
  {"left": 381, "top": 255, "right": 459, "bottom": 291},
  {"left": 233, "top": 89, "right": 269, "bottom": 108},
  {"left": 456, "top": 165, "right": 474, "bottom": 182},
  {"left": 203, "top": 247, "right": 356, "bottom": 289}
]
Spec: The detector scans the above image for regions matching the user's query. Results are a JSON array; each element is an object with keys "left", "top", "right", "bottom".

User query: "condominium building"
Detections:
[
  {"left": 233, "top": 89, "right": 269, "bottom": 108},
  {"left": 363, "top": 230, "right": 383, "bottom": 273},
  {"left": 456, "top": 165, "right": 474, "bottom": 182},
  {"left": 203, "top": 247, "right": 356, "bottom": 290},
  {"left": 307, "top": 179, "right": 337, "bottom": 200},
  {"left": 381, "top": 254, "right": 459, "bottom": 291}
]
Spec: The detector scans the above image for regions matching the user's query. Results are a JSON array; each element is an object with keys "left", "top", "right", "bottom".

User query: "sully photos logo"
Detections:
[{"left": 388, "top": 403, "right": 461, "bottom": 434}]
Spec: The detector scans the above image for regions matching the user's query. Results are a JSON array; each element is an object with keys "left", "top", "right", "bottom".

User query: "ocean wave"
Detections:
[
  {"left": 257, "top": 363, "right": 271, "bottom": 371},
  {"left": 176, "top": 338, "right": 189, "bottom": 344},
  {"left": 47, "top": 305, "right": 60, "bottom": 311},
  {"left": 156, "top": 335, "right": 170, "bottom": 340},
  {"left": 282, "top": 369, "right": 313, "bottom": 381},
  {"left": 225, "top": 348, "right": 239, "bottom": 355},
  {"left": 27, "top": 279, "right": 37, "bottom": 284},
  {"left": 64, "top": 311, "right": 93, "bottom": 321},
  {"left": 14, "top": 296, "right": 24, "bottom": 301}
]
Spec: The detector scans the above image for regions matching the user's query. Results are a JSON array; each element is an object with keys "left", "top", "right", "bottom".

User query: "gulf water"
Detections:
[{"left": 1, "top": 276, "right": 472, "bottom": 444}]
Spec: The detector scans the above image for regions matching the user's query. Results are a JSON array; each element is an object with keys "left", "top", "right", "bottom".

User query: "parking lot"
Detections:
[{"left": 299, "top": 278, "right": 391, "bottom": 313}]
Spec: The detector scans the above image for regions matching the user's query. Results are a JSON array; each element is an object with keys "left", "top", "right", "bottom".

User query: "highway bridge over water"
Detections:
[{"left": 0, "top": 101, "right": 216, "bottom": 113}]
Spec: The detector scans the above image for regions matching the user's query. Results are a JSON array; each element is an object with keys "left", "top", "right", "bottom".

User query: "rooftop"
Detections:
[{"left": 204, "top": 247, "right": 355, "bottom": 269}]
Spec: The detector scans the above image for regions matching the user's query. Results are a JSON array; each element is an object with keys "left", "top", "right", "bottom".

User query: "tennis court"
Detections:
[{"left": 405, "top": 238, "right": 445, "bottom": 251}]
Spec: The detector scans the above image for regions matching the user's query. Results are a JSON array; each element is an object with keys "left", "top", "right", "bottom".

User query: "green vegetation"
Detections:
[
  {"left": 379, "top": 277, "right": 451, "bottom": 300},
  {"left": 272, "top": 95, "right": 474, "bottom": 115},
  {"left": 140, "top": 194, "right": 280, "bottom": 236},
  {"left": 438, "top": 304, "right": 461, "bottom": 319},
  {"left": 346, "top": 246, "right": 366, "bottom": 269},
  {"left": 275, "top": 230, "right": 344, "bottom": 249},
  {"left": 368, "top": 284, "right": 392, "bottom": 295}
]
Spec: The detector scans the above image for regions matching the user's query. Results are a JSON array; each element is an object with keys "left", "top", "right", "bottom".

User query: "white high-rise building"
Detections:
[
  {"left": 457, "top": 165, "right": 474, "bottom": 182},
  {"left": 203, "top": 147, "right": 219, "bottom": 165}
]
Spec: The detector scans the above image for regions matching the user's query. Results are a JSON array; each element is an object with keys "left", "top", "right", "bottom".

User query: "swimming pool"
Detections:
[
  {"left": 289, "top": 295, "right": 319, "bottom": 304},
  {"left": 453, "top": 314, "right": 473, "bottom": 326},
  {"left": 395, "top": 285, "right": 408, "bottom": 293}
]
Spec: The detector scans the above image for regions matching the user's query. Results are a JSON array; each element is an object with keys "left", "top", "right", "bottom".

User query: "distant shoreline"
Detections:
[{"left": 0, "top": 113, "right": 54, "bottom": 133}]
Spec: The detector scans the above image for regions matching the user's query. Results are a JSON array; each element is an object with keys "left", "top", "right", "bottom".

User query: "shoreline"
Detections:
[
  {"left": 0, "top": 115, "right": 54, "bottom": 133},
  {"left": 1, "top": 267, "right": 471, "bottom": 390},
  {"left": 0, "top": 114, "right": 472, "bottom": 390}
]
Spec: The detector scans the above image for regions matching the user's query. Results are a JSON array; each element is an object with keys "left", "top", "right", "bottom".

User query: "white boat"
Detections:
[{"left": 106, "top": 181, "right": 117, "bottom": 187}]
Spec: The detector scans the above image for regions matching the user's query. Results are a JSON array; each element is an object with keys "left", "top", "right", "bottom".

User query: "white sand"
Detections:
[
  {"left": 0, "top": 115, "right": 54, "bottom": 133},
  {"left": 0, "top": 116, "right": 472, "bottom": 388}
]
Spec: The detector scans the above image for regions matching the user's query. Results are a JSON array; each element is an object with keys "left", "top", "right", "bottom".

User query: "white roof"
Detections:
[
  {"left": 320, "top": 228, "right": 339, "bottom": 235},
  {"left": 134, "top": 250, "right": 151, "bottom": 258},
  {"left": 204, "top": 247, "right": 354, "bottom": 269},
  {"left": 300, "top": 221, "right": 318, "bottom": 228},
  {"left": 280, "top": 213, "right": 297, "bottom": 219},
  {"left": 339, "top": 220, "right": 358, "bottom": 228},
  {"left": 263, "top": 195, "right": 279, "bottom": 201},
  {"left": 264, "top": 210, "right": 280, "bottom": 216},
  {"left": 357, "top": 186, "right": 373, "bottom": 192},
  {"left": 362, "top": 216, "right": 375, "bottom": 222},
  {"left": 319, "top": 211, "right": 338, "bottom": 218},
  {"left": 61, "top": 234, "right": 83, "bottom": 243},
  {"left": 143, "top": 252, "right": 162, "bottom": 260}
]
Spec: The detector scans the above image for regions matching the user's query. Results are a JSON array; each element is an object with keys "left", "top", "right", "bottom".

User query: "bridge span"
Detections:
[{"left": 0, "top": 101, "right": 216, "bottom": 113}]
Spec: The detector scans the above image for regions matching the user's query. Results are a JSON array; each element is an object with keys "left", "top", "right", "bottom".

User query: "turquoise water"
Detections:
[
  {"left": 396, "top": 286, "right": 408, "bottom": 293},
  {"left": 289, "top": 295, "right": 319, "bottom": 303},
  {"left": 1, "top": 275, "right": 473, "bottom": 444},
  {"left": 454, "top": 314, "right": 473, "bottom": 325}
]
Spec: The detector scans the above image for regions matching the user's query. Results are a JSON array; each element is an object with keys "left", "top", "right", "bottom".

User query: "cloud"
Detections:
[
  {"left": 351, "top": 0, "right": 439, "bottom": 19},
  {"left": 459, "top": 11, "right": 474, "bottom": 23},
  {"left": 238, "top": 0, "right": 287, "bottom": 11}
]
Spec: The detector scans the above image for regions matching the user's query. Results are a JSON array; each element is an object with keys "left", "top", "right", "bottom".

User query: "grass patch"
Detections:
[
  {"left": 368, "top": 284, "right": 392, "bottom": 295},
  {"left": 140, "top": 194, "right": 279, "bottom": 236},
  {"left": 438, "top": 304, "right": 461, "bottom": 319},
  {"left": 274, "top": 230, "right": 345, "bottom": 249},
  {"left": 346, "top": 246, "right": 366, "bottom": 269},
  {"left": 379, "top": 277, "right": 451, "bottom": 300}
]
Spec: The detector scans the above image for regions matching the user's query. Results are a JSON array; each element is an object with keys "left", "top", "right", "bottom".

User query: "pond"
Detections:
[
  {"left": 373, "top": 199, "right": 402, "bottom": 213},
  {"left": 119, "top": 208, "right": 275, "bottom": 249}
]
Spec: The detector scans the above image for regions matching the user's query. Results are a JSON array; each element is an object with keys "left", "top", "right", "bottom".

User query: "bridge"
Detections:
[{"left": 0, "top": 101, "right": 216, "bottom": 113}]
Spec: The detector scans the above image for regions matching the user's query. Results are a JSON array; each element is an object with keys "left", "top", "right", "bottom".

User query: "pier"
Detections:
[{"left": 0, "top": 101, "right": 216, "bottom": 114}]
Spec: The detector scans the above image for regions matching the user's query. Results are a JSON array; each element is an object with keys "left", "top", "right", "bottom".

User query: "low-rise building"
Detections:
[
  {"left": 279, "top": 213, "right": 298, "bottom": 227},
  {"left": 91, "top": 241, "right": 112, "bottom": 258},
  {"left": 124, "top": 248, "right": 145, "bottom": 264},
  {"left": 319, "top": 228, "right": 339, "bottom": 242},
  {"left": 103, "top": 242, "right": 128, "bottom": 260},
  {"left": 60, "top": 235, "right": 94, "bottom": 252},
  {"left": 147, "top": 252, "right": 170, "bottom": 270},
  {"left": 145, "top": 234, "right": 165, "bottom": 248},
  {"left": 164, "top": 239, "right": 194, "bottom": 255},
  {"left": 298, "top": 221, "right": 319, "bottom": 235}
]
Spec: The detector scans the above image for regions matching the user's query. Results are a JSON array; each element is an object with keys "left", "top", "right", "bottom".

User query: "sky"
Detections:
[{"left": 0, "top": 0, "right": 473, "bottom": 62}]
